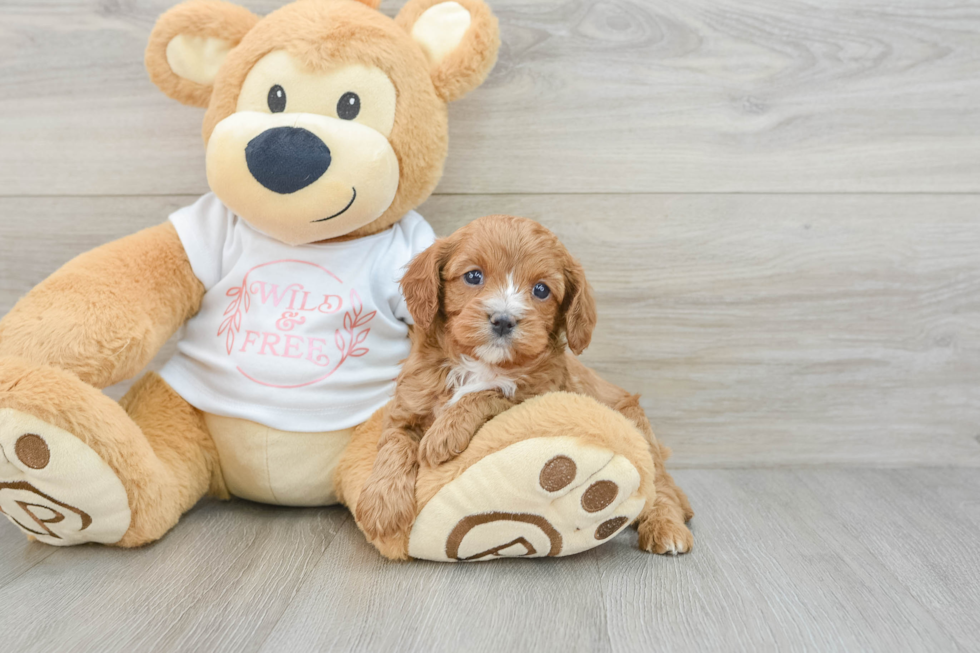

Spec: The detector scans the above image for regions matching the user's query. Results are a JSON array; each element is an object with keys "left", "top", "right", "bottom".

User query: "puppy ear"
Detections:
[
  {"left": 145, "top": 0, "right": 259, "bottom": 108},
  {"left": 401, "top": 239, "right": 450, "bottom": 332},
  {"left": 563, "top": 256, "right": 597, "bottom": 355},
  {"left": 396, "top": 0, "right": 500, "bottom": 102}
]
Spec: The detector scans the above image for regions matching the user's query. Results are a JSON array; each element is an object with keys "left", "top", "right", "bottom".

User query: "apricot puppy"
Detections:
[{"left": 354, "top": 215, "right": 694, "bottom": 554}]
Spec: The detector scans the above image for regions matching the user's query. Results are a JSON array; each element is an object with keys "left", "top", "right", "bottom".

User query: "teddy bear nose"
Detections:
[{"left": 245, "top": 126, "right": 331, "bottom": 194}]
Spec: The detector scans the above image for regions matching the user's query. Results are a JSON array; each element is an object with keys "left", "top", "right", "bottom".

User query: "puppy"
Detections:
[{"left": 355, "top": 215, "right": 694, "bottom": 555}]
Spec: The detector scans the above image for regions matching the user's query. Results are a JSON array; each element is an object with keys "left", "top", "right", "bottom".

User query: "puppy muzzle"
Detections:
[{"left": 489, "top": 312, "right": 517, "bottom": 338}]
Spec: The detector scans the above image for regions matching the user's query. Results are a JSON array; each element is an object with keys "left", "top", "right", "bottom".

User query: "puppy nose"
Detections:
[
  {"left": 245, "top": 127, "right": 331, "bottom": 194},
  {"left": 490, "top": 313, "right": 517, "bottom": 337}
]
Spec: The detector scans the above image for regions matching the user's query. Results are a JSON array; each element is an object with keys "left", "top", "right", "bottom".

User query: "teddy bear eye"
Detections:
[
  {"left": 463, "top": 270, "right": 484, "bottom": 286},
  {"left": 337, "top": 92, "right": 361, "bottom": 120},
  {"left": 533, "top": 282, "right": 551, "bottom": 299},
  {"left": 267, "top": 85, "right": 286, "bottom": 113}
]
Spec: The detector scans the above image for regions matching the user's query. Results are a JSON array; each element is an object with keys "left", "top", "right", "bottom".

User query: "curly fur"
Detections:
[{"left": 353, "top": 216, "right": 693, "bottom": 553}]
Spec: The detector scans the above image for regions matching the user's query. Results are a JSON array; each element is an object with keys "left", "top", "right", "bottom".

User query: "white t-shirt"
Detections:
[{"left": 158, "top": 193, "right": 436, "bottom": 432}]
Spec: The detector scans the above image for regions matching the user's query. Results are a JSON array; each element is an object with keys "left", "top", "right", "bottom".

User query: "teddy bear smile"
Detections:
[{"left": 311, "top": 187, "right": 357, "bottom": 223}]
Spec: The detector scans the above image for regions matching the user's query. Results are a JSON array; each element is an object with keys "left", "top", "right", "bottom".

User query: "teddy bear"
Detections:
[{"left": 0, "top": 0, "right": 693, "bottom": 561}]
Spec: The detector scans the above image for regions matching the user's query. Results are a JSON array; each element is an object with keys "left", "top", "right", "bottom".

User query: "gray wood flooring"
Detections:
[
  {"left": 1, "top": 0, "right": 979, "bottom": 651},
  {"left": 1, "top": 469, "right": 978, "bottom": 653}
]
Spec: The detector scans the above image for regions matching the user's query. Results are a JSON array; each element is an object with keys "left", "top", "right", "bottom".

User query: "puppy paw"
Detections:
[
  {"left": 355, "top": 475, "right": 417, "bottom": 541},
  {"left": 418, "top": 421, "right": 474, "bottom": 467},
  {"left": 637, "top": 513, "right": 693, "bottom": 556}
]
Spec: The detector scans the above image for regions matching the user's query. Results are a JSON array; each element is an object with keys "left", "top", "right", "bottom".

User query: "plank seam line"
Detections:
[
  {"left": 592, "top": 549, "right": 615, "bottom": 652},
  {"left": 790, "top": 469, "right": 977, "bottom": 651},
  {"left": 0, "top": 546, "right": 59, "bottom": 591},
  {"left": 252, "top": 511, "right": 353, "bottom": 653},
  {"left": 4, "top": 191, "right": 980, "bottom": 199},
  {"left": 668, "top": 464, "right": 980, "bottom": 471}
]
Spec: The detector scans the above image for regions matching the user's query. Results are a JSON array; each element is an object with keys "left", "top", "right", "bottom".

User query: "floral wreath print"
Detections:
[{"left": 217, "top": 260, "right": 375, "bottom": 388}]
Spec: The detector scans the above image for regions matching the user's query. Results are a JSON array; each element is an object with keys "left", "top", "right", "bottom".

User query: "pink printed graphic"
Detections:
[
  {"left": 215, "top": 260, "right": 374, "bottom": 388},
  {"left": 336, "top": 289, "right": 375, "bottom": 361},
  {"left": 219, "top": 279, "right": 250, "bottom": 354}
]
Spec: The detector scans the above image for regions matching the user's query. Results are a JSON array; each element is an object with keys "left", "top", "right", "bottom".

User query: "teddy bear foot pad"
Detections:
[
  {"left": 0, "top": 408, "right": 131, "bottom": 545},
  {"left": 409, "top": 436, "right": 645, "bottom": 562}
]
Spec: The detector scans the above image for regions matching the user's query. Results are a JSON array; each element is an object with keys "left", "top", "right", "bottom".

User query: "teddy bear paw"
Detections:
[
  {"left": 408, "top": 436, "right": 646, "bottom": 561},
  {"left": 0, "top": 409, "right": 131, "bottom": 546}
]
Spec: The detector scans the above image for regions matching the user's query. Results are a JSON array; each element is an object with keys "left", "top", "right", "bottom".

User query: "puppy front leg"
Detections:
[
  {"left": 355, "top": 425, "right": 420, "bottom": 542},
  {"left": 418, "top": 391, "right": 514, "bottom": 467},
  {"left": 614, "top": 394, "right": 694, "bottom": 555}
]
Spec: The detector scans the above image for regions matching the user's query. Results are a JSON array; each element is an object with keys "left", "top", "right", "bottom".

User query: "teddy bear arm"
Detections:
[{"left": 0, "top": 222, "right": 204, "bottom": 389}]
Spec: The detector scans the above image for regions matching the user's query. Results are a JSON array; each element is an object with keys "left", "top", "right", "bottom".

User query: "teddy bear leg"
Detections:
[
  {"left": 0, "top": 357, "right": 223, "bottom": 547},
  {"left": 338, "top": 393, "right": 666, "bottom": 562}
]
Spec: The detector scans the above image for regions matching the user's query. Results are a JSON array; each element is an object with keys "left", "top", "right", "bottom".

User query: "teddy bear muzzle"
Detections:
[{"left": 206, "top": 110, "right": 400, "bottom": 246}]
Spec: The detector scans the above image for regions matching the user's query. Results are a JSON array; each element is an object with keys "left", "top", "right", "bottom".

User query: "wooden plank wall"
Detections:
[{"left": 1, "top": 0, "right": 978, "bottom": 466}]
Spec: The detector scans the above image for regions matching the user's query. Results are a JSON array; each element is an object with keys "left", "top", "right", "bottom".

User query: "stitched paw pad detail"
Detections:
[
  {"left": 0, "top": 409, "right": 131, "bottom": 546},
  {"left": 408, "top": 436, "right": 645, "bottom": 562}
]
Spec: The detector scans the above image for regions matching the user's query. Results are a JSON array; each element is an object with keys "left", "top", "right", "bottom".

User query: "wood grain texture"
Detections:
[
  {"left": 0, "top": 500, "right": 349, "bottom": 652},
  {"left": 799, "top": 470, "right": 980, "bottom": 650},
  {"left": 420, "top": 193, "right": 980, "bottom": 468},
  {"left": 3, "top": 194, "right": 978, "bottom": 466},
  {"left": 596, "top": 468, "right": 980, "bottom": 653},
  {"left": 0, "top": 518, "right": 57, "bottom": 588},
  {"left": 2, "top": 469, "right": 977, "bottom": 652},
  {"left": 261, "top": 520, "right": 611, "bottom": 653},
  {"left": 2, "top": 0, "right": 980, "bottom": 195}
]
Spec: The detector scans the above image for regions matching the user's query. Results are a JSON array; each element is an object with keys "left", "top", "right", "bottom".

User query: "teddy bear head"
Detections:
[{"left": 146, "top": 0, "right": 499, "bottom": 245}]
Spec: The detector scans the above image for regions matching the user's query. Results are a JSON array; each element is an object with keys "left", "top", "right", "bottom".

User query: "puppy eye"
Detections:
[
  {"left": 533, "top": 282, "right": 551, "bottom": 300},
  {"left": 267, "top": 85, "right": 286, "bottom": 113},
  {"left": 337, "top": 92, "right": 361, "bottom": 120},
  {"left": 463, "top": 270, "right": 484, "bottom": 286}
]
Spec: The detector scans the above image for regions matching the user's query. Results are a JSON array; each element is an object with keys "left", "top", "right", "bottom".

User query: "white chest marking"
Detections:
[{"left": 445, "top": 355, "right": 517, "bottom": 405}]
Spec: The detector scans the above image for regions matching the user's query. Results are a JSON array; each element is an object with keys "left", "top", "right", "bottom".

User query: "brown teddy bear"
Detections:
[{"left": 0, "top": 0, "right": 692, "bottom": 561}]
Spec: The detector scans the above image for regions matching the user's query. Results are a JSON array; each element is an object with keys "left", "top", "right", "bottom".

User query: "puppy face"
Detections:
[{"left": 403, "top": 215, "right": 597, "bottom": 365}]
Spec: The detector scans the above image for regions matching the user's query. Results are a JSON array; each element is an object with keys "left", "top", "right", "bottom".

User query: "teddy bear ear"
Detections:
[
  {"left": 145, "top": 0, "right": 260, "bottom": 108},
  {"left": 396, "top": 0, "right": 500, "bottom": 103}
]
